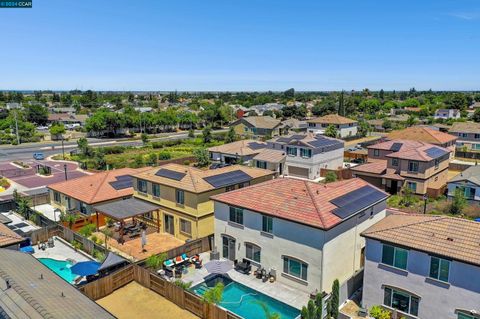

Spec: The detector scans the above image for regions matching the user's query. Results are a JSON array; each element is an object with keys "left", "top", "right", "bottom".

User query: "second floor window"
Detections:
[
  {"left": 175, "top": 189, "right": 185, "bottom": 205},
  {"left": 391, "top": 158, "right": 398, "bottom": 167},
  {"left": 408, "top": 161, "right": 419, "bottom": 172},
  {"left": 229, "top": 206, "right": 243, "bottom": 225},
  {"left": 262, "top": 215, "right": 273, "bottom": 233},
  {"left": 382, "top": 244, "right": 408, "bottom": 270},
  {"left": 300, "top": 148, "right": 312, "bottom": 158},
  {"left": 53, "top": 191, "right": 61, "bottom": 203},
  {"left": 475, "top": 134, "right": 480, "bottom": 139},
  {"left": 256, "top": 161, "right": 267, "bottom": 169},
  {"left": 373, "top": 149, "right": 380, "bottom": 157},
  {"left": 137, "top": 179, "right": 147, "bottom": 193},
  {"left": 287, "top": 147, "right": 297, "bottom": 156},
  {"left": 429, "top": 256, "right": 450, "bottom": 282},
  {"left": 152, "top": 183, "right": 160, "bottom": 197}
]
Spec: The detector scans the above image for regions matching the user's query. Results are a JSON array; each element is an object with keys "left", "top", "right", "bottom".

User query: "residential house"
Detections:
[
  {"left": 5, "top": 102, "right": 22, "bottom": 110},
  {"left": 231, "top": 116, "right": 282, "bottom": 138},
  {"left": 48, "top": 168, "right": 147, "bottom": 230},
  {"left": 279, "top": 118, "right": 308, "bottom": 135},
  {"left": 450, "top": 122, "right": 480, "bottom": 152},
  {"left": 131, "top": 164, "right": 274, "bottom": 242},
  {"left": 208, "top": 140, "right": 267, "bottom": 164},
  {"left": 350, "top": 140, "right": 451, "bottom": 196},
  {"left": 254, "top": 133, "right": 344, "bottom": 180},
  {"left": 47, "top": 113, "right": 88, "bottom": 127},
  {"left": 0, "top": 223, "right": 25, "bottom": 249},
  {"left": 447, "top": 165, "right": 480, "bottom": 204},
  {"left": 386, "top": 126, "right": 457, "bottom": 155},
  {"left": 211, "top": 178, "right": 389, "bottom": 301},
  {"left": 307, "top": 114, "right": 358, "bottom": 138},
  {"left": 434, "top": 109, "right": 461, "bottom": 120},
  {"left": 0, "top": 249, "right": 115, "bottom": 319},
  {"left": 362, "top": 214, "right": 480, "bottom": 319}
]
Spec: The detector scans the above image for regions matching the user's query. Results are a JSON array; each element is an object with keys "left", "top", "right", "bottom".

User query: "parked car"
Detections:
[{"left": 33, "top": 152, "right": 45, "bottom": 160}]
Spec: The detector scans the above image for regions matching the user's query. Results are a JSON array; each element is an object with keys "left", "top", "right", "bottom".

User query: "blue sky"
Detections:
[{"left": 0, "top": 0, "right": 479, "bottom": 91}]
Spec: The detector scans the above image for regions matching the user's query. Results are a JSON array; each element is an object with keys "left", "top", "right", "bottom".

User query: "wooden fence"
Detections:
[{"left": 80, "top": 264, "right": 241, "bottom": 319}]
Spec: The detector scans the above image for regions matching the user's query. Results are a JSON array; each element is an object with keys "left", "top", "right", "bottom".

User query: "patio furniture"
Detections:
[
  {"left": 163, "top": 266, "right": 174, "bottom": 277},
  {"left": 234, "top": 259, "right": 251, "bottom": 274},
  {"left": 255, "top": 267, "right": 264, "bottom": 279},
  {"left": 195, "top": 260, "right": 203, "bottom": 269},
  {"left": 47, "top": 237, "right": 54, "bottom": 248},
  {"left": 164, "top": 259, "right": 175, "bottom": 268}
]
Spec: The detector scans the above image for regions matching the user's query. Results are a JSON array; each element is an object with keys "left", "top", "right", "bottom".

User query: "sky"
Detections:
[{"left": 0, "top": 0, "right": 479, "bottom": 91}]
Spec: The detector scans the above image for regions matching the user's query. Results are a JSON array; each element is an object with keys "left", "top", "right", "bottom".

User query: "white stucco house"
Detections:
[
  {"left": 362, "top": 214, "right": 480, "bottom": 319},
  {"left": 307, "top": 114, "right": 358, "bottom": 139},
  {"left": 447, "top": 165, "right": 480, "bottom": 204},
  {"left": 211, "top": 178, "right": 389, "bottom": 302},
  {"left": 434, "top": 108, "right": 461, "bottom": 120}
]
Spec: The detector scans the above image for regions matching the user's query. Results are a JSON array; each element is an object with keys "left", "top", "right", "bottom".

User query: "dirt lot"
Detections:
[{"left": 97, "top": 281, "right": 198, "bottom": 319}]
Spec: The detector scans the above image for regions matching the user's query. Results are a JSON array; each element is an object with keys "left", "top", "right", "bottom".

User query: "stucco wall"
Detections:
[{"left": 285, "top": 147, "right": 344, "bottom": 179}]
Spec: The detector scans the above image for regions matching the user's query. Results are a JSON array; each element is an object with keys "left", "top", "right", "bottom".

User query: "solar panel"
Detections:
[
  {"left": 425, "top": 147, "right": 448, "bottom": 159},
  {"left": 115, "top": 175, "right": 132, "bottom": 181},
  {"left": 203, "top": 170, "right": 252, "bottom": 188},
  {"left": 109, "top": 175, "right": 133, "bottom": 190},
  {"left": 390, "top": 142, "right": 403, "bottom": 152},
  {"left": 330, "top": 185, "right": 388, "bottom": 220},
  {"left": 309, "top": 137, "right": 341, "bottom": 148},
  {"left": 155, "top": 168, "right": 186, "bottom": 181},
  {"left": 249, "top": 142, "right": 267, "bottom": 150}
]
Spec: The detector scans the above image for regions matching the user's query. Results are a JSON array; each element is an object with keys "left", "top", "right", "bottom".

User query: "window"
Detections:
[
  {"left": 180, "top": 219, "right": 192, "bottom": 235},
  {"left": 407, "top": 181, "right": 417, "bottom": 192},
  {"left": 382, "top": 244, "right": 408, "bottom": 270},
  {"left": 429, "top": 256, "right": 450, "bottom": 282},
  {"left": 229, "top": 206, "right": 243, "bottom": 225},
  {"left": 152, "top": 183, "right": 160, "bottom": 198},
  {"left": 137, "top": 179, "right": 147, "bottom": 193},
  {"left": 308, "top": 123, "right": 315, "bottom": 128},
  {"left": 460, "top": 133, "right": 468, "bottom": 138},
  {"left": 373, "top": 149, "right": 380, "bottom": 157},
  {"left": 458, "top": 312, "right": 476, "bottom": 319},
  {"left": 256, "top": 161, "right": 267, "bottom": 169},
  {"left": 226, "top": 185, "right": 235, "bottom": 192},
  {"left": 238, "top": 181, "right": 250, "bottom": 189},
  {"left": 53, "top": 191, "right": 61, "bottom": 203},
  {"left": 262, "top": 215, "right": 273, "bottom": 233},
  {"left": 286, "top": 147, "right": 297, "bottom": 156},
  {"left": 283, "top": 256, "right": 308, "bottom": 281},
  {"left": 245, "top": 243, "right": 261, "bottom": 262},
  {"left": 66, "top": 197, "right": 71, "bottom": 210},
  {"left": 408, "top": 161, "right": 419, "bottom": 172},
  {"left": 175, "top": 189, "right": 185, "bottom": 205},
  {"left": 300, "top": 148, "right": 312, "bottom": 158},
  {"left": 391, "top": 158, "right": 398, "bottom": 167},
  {"left": 383, "top": 287, "right": 419, "bottom": 316}
]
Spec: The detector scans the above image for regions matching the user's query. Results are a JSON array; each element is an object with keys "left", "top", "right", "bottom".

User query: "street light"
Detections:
[{"left": 423, "top": 194, "right": 428, "bottom": 214}]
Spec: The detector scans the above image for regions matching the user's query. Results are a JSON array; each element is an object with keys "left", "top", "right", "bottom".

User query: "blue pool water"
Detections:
[
  {"left": 193, "top": 275, "right": 300, "bottom": 319},
  {"left": 38, "top": 258, "right": 77, "bottom": 283}
]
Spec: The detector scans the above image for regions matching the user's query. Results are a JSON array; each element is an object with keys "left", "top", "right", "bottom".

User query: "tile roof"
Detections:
[
  {"left": 48, "top": 167, "right": 149, "bottom": 204},
  {"left": 350, "top": 160, "right": 388, "bottom": 174},
  {"left": 450, "top": 121, "right": 480, "bottom": 134},
  {"left": 239, "top": 116, "right": 281, "bottom": 129},
  {"left": 211, "top": 178, "right": 388, "bottom": 230},
  {"left": 307, "top": 114, "right": 357, "bottom": 125},
  {"left": 269, "top": 132, "right": 344, "bottom": 149},
  {"left": 386, "top": 143, "right": 450, "bottom": 161},
  {"left": 387, "top": 126, "right": 457, "bottom": 145},
  {"left": 361, "top": 214, "right": 480, "bottom": 267},
  {"left": 253, "top": 149, "right": 286, "bottom": 163},
  {"left": 368, "top": 139, "right": 426, "bottom": 152},
  {"left": 449, "top": 165, "right": 480, "bottom": 186},
  {"left": 133, "top": 163, "right": 275, "bottom": 193},
  {"left": 0, "top": 223, "right": 24, "bottom": 248},
  {"left": 208, "top": 140, "right": 267, "bottom": 156},
  {"left": 0, "top": 249, "right": 115, "bottom": 319}
]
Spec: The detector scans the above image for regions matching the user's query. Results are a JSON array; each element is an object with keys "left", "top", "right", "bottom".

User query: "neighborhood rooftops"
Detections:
[
  {"left": 211, "top": 178, "right": 388, "bottom": 230},
  {"left": 449, "top": 165, "right": 480, "bottom": 186},
  {"left": 133, "top": 163, "right": 275, "bottom": 193},
  {"left": 270, "top": 132, "right": 344, "bottom": 149},
  {"left": 207, "top": 140, "right": 267, "bottom": 156},
  {"left": 0, "top": 249, "right": 115, "bottom": 319},
  {"left": 253, "top": 148, "right": 286, "bottom": 163},
  {"left": 385, "top": 144, "right": 450, "bottom": 162},
  {"left": 0, "top": 223, "right": 24, "bottom": 248},
  {"left": 450, "top": 121, "right": 480, "bottom": 134},
  {"left": 307, "top": 114, "right": 357, "bottom": 125},
  {"left": 48, "top": 167, "right": 150, "bottom": 204},
  {"left": 361, "top": 214, "right": 480, "bottom": 267},
  {"left": 386, "top": 126, "right": 457, "bottom": 145},
  {"left": 234, "top": 116, "right": 281, "bottom": 129}
]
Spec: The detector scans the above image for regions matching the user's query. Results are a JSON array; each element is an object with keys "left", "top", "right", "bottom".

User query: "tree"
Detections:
[
  {"left": 203, "top": 282, "right": 224, "bottom": 318},
  {"left": 312, "top": 99, "right": 336, "bottom": 116},
  {"left": 324, "top": 171, "right": 337, "bottom": 183},
  {"left": 225, "top": 126, "right": 237, "bottom": 143},
  {"left": 329, "top": 279, "right": 339, "bottom": 319},
  {"left": 283, "top": 88, "right": 295, "bottom": 99},
  {"left": 141, "top": 133, "right": 149, "bottom": 145},
  {"left": 49, "top": 123, "right": 66, "bottom": 136},
  {"left": 188, "top": 128, "right": 195, "bottom": 138},
  {"left": 324, "top": 125, "right": 338, "bottom": 138},
  {"left": 193, "top": 148, "right": 210, "bottom": 167},
  {"left": 202, "top": 125, "right": 212, "bottom": 143},
  {"left": 300, "top": 293, "right": 323, "bottom": 319},
  {"left": 406, "top": 115, "right": 416, "bottom": 127},
  {"left": 77, "top": 137, "right": 90, "bottom": 156},
  {"left": 254, "top": 301, "right": 281, "bottom": 319},
  {"left": 25, "top": 104, "right": 48, "bottom": 125},
  {"left": 472, "top": 108, "right": 480, "bottom": 123},
  {"left": 357, "top": 120, "right": 370, "bottom": 137},
  {"left": 382, "top": 118, "right": 392, "bottom": 131},
  {"left": 448, "top": 187, "right": 467, "bottom": 215}
]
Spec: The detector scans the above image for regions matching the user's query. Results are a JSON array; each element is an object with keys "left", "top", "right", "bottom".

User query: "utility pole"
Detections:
[
  {"left": 13, "top": 110, "right": 20, "bottom": 145},
  {"left": 61, "top": 136, "right": 65, "bottom": 160},
  {"left": 63, "top": 164, "right": 68, "bottom": 181}
]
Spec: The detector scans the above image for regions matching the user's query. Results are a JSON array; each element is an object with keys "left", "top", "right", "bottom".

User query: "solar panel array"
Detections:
[
  {"left": 203, "top": 170, "right": 252, "bottom": 188},
  {"left": 155, "top": 169, "right": 186, "bottom": 181},
  {"left": 425, "top": 147, "right": 449, "bottom": 159},
  {"left": 308, "top": 137, "right": 342, "bottom": 148},
  {"left": 249, "top": 142, "right": 267, "bottom": 150},
  {"left": 330, "top": 185, "right": 387, "bottom": 220},
  {"left": 390, "top": 142, "right": 403, "bottom": 152},
  {"left": 109, "top": 175, "right": 133, "bottom": 190}
]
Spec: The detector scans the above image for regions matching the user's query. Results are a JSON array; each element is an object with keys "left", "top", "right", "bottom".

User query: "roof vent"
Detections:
[
  {"left": 316, "top": 190, "right": 319, "bottom": 195},
  {"left": 447, "top": 237, "right": 454, "bottom": 242},
  {"left": 39, "top": 274, "right": 43, "bottom": 280},
  {"left": 61, "top": 292, "right": 65, "bottom": 297}
]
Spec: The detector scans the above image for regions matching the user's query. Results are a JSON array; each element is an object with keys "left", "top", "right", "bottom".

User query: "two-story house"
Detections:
[
  {"left": 434, "top": 109, "right": 461, "bottom": 120},
  {"left": 231, "top": 116, "right": 282, "bottom": 138},
  {"left": 253, "top": 133, "right": 344, "bottom": 180},
  {"left": 450, "top": 122, "right": 480, "bottom": 152},
  {"left": 131, "top": 164, "right": 274, "bottom": 242},
  {"left": 447, "top": 165, "right": 480, "bottom": 204},
  {"left": 362, "top": 214, "right": 480, "bottom": 319},
  {"left": 387, "top": 126, "right": 457, "bottom": 155},
  {"left": 307, "top": 114, "right": 358, "bottom": 138},
  {"left": 351, "top": 140, "right": 451, "bottom": 196},
  {"left": 211, "top": 178, "right": 389, "bottom": 302}
]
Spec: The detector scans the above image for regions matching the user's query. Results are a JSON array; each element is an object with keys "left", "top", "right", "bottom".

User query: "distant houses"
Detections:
[
  {"left": 307, "top": 114, "right": 358, "bottom": 138},
  {"left": 450, "top": 122, "right": 480, "bottom": 152},
  {"left": 386, "top": 126, "right": 457, "bottom": 152},
  {"left": 434, "top": 108, "right": 461, "bottom": 120},
  {"left": 208, "top": 140, "right": 267, "bottom": 164},
  {"left": 447, "top": 165, "right": 480, "bottom": 203},
  {"left": 231, "top": 116, "right": 282, "bottom": 138}
]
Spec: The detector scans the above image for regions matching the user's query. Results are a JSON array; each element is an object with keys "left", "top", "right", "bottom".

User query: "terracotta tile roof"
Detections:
[
  {"left": 208, "top": 140, "right": 267, "bottom": 156},
  {"left": 450, "top": 121, "right": 480, "bottom": 134},
  {"left": 211, "top": 178, "right": 388, "bottom": 230},
  {"left": 253, "top": 149, "right": 286, "bottom": 163},
  {"left": 307, "top": 114, "right": 357, "bottom": 125},
  {"left": 0, "top": 223, "right": 24, "bottom": 247},
  {"left": 48, "top": 167, "right": 149, "bottom": 204},
  {"left": 133, "top": 163, "right": 275, "bottom": 193},
  {"left": 387, "top": 126, "right": 457, "bottom": 145},
  {"left": 386, "top": 143, "right": 450, "bottom": 161},
  {"left": 350, "top": 160, "right": 388, "bottom": 174},
  {"left": 368, "top": 139, "right": 426, "bottom": 152},
  {"left": 362, "top": 214, "right": 480, "bottom": 267},
  {"left": 239, "top": 116, "right": 281, "bottom": 129}
]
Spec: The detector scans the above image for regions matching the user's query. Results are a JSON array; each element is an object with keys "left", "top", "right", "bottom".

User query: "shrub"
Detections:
[
  {"left": 183, "top": 160, "right": 191, "bottom": 166},
  {"left": 90, "top": 234, "right": 98, "bottom": 243},
  {"left": 324, "top": 171, "right": 337, "bottom": 183},
  {"left": 79, "top": 223, "right": 96, "bottom": 237},
  {"left": 145, "top": 253, "right": 168, "bottom": 269},
  {"left": 174, "top": 280, "right": 192, "bottom": 290},
  {"left": 158, "top": 151, "right": 172, "bottom": 160},
  {"left": 102, "top": 145, "right": 126, "bottom": 154},
  {"left": 71, "top": 240, "right": 83, "bottom": 251},
  {"left": 93, "top": 249, "right": 106, "bottom": 262},
  {"left": 369, "top": 305, "right": 391, "bottom": 319}
]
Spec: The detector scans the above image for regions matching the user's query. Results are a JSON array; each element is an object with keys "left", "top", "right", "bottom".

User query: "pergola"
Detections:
[{"left": 93, "top": 197, "right": 161, "bottom": 233}]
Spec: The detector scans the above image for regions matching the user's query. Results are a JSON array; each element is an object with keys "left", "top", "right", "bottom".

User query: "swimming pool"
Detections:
[
  {"left": 192, "top": 275, "right": 300, "bottom": 319},
  {"left": 38, "top": 258, "right": 78, "bottom": 283}
]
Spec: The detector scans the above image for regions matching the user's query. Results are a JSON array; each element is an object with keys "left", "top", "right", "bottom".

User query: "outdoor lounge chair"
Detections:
[
  {"left": 164, "top": 259, "right": 175, "bottom": 268},
  {"left": 234, "top": 259, "right": 251, "bottom": 274}
]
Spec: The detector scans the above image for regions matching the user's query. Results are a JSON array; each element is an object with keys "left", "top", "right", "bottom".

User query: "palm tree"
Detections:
[
  {"left": 253, "top": 301, "right": 281, "bottom": 319},
  {"left": 203, "top": 282, "right": 224, "bottom": 318}
]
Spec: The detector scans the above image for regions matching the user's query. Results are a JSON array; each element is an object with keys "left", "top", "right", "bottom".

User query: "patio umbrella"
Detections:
[
  {"left": 204, "top": 260, "right": 233, "bottom": 274},
  {"left": 70, "top": 261, "right": 101, "bottom": 277}
]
